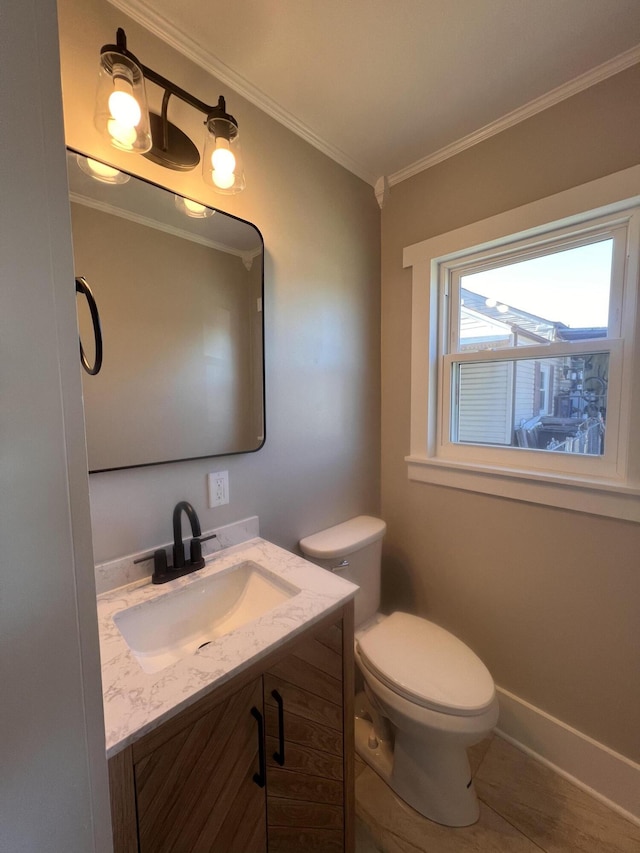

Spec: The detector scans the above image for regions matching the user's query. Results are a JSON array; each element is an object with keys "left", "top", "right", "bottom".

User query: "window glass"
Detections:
[
  {"left": 452, "top": 352, "right": 609, "bottom": 456},
  {"left": 458, "top": 239, "right": 613, "bottom": 352}
]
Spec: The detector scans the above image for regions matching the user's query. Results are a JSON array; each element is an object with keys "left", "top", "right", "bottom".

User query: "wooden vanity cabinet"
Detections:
[
  {"left": 133, "top": 677, "right": 266, "bottom": 853},
  {"left": 108, "top": 602, "right": 354, "bottom": 853},
  {"left": 265, "top": 619, "right": 347, "bottom": 852}
]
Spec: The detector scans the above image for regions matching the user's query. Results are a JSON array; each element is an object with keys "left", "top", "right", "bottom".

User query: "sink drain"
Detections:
[{"left": 197, "top": 640, "right": 212, "bottom": 650}]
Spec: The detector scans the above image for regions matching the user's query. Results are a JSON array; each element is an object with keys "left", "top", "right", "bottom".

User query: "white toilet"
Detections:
[{"left": 299, "top": 515, "right": 499, "bottom": 827}]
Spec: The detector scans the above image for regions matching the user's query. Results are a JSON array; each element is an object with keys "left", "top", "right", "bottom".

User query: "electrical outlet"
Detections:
[{"left": 207, "top": 471, "right": 229, "bottom": 508}]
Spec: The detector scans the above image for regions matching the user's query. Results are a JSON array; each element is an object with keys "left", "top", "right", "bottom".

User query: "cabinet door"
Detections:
[
  {"left": 264, "top": 620, "right": 345, "bottom": 853},
  {"left": 133, "top": 677, "right": 267, "bottom": 853}
]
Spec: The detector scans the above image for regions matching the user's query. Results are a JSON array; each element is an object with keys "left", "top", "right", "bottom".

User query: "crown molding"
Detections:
[
  {"left": 374, "top": 176, "right": 390, "bottom": 210},
  {"left": 388, "top": 44, "right": 640, "bottom": 187},
  {"left": 70, "top": 191, "right": 252, "bottom": 258},
  {"left": 106, "top": 0, "right": 378, "bottom": 186},
  {"left": 107, "top": 2, "right": 640, "bottom": 194},
  {"left": 241, "top": 247, "right": 263, "bottom": 270}
]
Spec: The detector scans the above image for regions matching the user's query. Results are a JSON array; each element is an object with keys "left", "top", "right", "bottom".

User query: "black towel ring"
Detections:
[{"left": 75, "top": 276, "right": 103, "bottom": 376}]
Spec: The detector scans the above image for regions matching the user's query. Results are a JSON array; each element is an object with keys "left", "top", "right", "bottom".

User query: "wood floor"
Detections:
[{"left": 355, "top": 735, "right": 640, "bottom": 853}]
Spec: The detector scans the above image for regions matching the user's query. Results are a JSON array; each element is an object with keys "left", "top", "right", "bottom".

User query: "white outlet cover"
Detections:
[{"left": 207, "top": 471, "right": 229, "bottom": 507}]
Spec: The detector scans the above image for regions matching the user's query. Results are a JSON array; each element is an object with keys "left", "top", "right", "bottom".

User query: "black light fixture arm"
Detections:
[{"left": 102, "top": 28, "right": 237, "bottom": 126}]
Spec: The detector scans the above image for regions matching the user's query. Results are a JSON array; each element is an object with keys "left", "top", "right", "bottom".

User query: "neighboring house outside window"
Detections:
[
  {"left": 402, "top": 167, "right": 640, "bottom": 522},
  {"left": 535, "top": 363, "right": 552, "bottom": 417},
  {"left": 455, "top": 289, "right": 607, "bottom": 455}
]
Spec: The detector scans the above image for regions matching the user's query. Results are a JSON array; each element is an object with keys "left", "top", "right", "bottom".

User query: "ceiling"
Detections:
[{"left": 109, "top": 0, "right": 640, "bottom": 188}]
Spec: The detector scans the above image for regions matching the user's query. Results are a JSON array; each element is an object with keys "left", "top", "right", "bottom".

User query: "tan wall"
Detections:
[
  {"left": 58, "top": 0, "right": 381, "bottom": 561},
  {"left": 381, "top": 65, "right": 640, "bottom": 762}
]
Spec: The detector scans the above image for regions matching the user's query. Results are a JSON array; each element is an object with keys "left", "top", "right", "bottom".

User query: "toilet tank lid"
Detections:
[{"left": 299, "top": 516, "right": 386, "bottom": 559}]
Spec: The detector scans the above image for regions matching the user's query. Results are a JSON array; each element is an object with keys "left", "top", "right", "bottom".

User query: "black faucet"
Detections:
[
  {"left": 152, "top": 501, "right": 214, "bottom": 584},
  {"left": 173, "top": 501, "right": 204, "bottom": 570}
]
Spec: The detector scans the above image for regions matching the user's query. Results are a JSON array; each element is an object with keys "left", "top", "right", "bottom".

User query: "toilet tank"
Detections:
[{"left": 299, "top": 516, "right": 386, "bottom": 627}]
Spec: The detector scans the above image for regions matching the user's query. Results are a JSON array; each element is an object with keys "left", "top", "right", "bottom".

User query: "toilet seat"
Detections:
[{"left": 356, "top": 612, "right": 495, "bottom": 717}]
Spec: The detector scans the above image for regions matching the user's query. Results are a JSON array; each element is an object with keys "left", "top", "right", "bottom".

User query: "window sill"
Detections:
[{"left": 406, "top": 455, "right": 640, "bottom": 523}]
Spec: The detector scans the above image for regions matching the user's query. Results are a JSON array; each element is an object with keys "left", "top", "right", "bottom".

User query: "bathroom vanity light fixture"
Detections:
[
  {"left": 174, "top": 195, "right": 215, "bottom": 218},
  {"left": 95, "top": 28, "right": 245, "bottom": 194},
  {"left": 76, "top": 154, "right": 130, "bottom": 184}
]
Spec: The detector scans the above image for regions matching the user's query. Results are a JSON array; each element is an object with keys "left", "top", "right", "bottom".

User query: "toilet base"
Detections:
[
  {"left": 355, "top": 711, "right": 394, "bottom": 782},
  {"left": 355, "top": 692, "right": 481, "bottom": 827}
]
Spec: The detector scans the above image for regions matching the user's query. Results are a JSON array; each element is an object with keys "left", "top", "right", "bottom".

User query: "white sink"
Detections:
[{"left": 113, "top": 560, "right": 300, "bottom": 674}]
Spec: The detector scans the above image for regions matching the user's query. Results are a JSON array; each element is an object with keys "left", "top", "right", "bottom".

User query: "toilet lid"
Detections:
[
  {"left": 356, "top": 612, "right": 495, "bottom": 716},
  {"left": 299, "top": 516, "right": 386, "bottom": 559}
]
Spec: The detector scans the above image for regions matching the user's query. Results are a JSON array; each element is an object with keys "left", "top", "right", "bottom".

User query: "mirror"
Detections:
[{"left": 67, "top": 150, "right": 264, "bottom": 473}]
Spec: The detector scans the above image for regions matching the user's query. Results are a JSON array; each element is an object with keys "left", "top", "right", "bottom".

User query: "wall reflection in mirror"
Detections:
[{"left": 68, "top": 150, "right": 264, "bottom": 473}]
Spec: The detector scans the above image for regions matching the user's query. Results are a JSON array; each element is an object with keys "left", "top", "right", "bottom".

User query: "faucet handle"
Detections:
[
  {"left": 189, "top": 538, "right": 205, "bottom": 570},
  {"left": 134, "top": 548, "right": 170, "bottom": 583},
  {"left": 133, "top": 552, "right": 155, "bottom": 565},
  {"left": 196, "top": 532, "right": 218, "bottom": 544},
  {"left": 188, "top": 532, "right": 217, "bottom": 571},
  {"left": 152, "top": 548, "right": 169, "bottom": 583}
]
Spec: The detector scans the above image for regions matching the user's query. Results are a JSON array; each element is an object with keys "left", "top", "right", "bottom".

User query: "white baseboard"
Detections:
[{"left": 495, "top": 686, "right": 640, "bottom": 826}]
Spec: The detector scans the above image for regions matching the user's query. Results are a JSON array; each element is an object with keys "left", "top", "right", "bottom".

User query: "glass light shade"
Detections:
[
  {"left": 174, "top": 195, "right": 215, "bottom": 218},
  {"left": 76, "top": 154, "right": 130, "bottom": 184},
  {"left": 94, "top": 51, "right": 152, "bottom": 153},
  {"left": 202, "top": 117, "right": 246, "bottom": 194}
]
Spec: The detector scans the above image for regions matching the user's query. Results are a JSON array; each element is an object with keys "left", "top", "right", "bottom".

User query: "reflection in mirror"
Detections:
[{"left": 68, "top": 150, "right": 264, "bottom": 473}]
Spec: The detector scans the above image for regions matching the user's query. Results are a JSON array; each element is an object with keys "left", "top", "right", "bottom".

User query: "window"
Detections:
[
  {"left": 403, "top": 167, "right": 640, "bottom": 522},
  {"left": 443, "top": 226, "right": 623, "bottom": 474}
]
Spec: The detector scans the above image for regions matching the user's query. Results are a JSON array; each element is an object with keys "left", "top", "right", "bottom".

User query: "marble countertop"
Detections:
[{"left": 97, "top": 537, "right": 357, "bottom": 758}]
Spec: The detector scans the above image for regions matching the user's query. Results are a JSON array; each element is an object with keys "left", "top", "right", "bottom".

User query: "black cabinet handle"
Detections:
[
  {"left": 251, "top": 706, "right": 266, "bottom": 788},
  {"left": 271, "top": 690, "right": 285, "bottom": 766},
  {"left": 75, "top": 276, "right": 103, "bottom": 376}
]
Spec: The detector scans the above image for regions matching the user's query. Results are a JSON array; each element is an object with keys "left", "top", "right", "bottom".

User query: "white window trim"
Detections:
[{"left": 403, "top": 165, "right": 640, "bottom": 523}]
